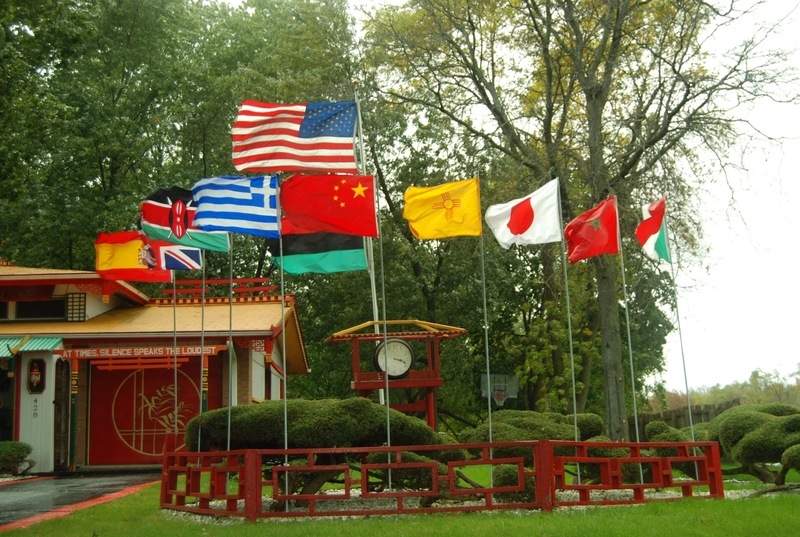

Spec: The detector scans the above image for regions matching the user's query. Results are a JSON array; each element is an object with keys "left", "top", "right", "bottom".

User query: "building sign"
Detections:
[{"left": 58, "top": 345, "right": 226, "bottom": 360}]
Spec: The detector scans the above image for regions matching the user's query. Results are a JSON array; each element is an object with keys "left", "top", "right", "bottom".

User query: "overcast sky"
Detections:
[{"left": 655, "top": 2, "right": 800, "bottom": 391}]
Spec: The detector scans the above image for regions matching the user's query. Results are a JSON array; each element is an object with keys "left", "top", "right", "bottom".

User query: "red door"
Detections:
[{"left": 89, "top": 363, "right": 201, "bottom": 465}]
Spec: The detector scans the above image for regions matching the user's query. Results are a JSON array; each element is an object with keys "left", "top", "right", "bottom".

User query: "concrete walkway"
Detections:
[{"left": 0, "top": 471, "right": 161, "bottom": 532}]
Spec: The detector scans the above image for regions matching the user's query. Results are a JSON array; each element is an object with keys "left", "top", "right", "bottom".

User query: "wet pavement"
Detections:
[{"left": 0, "top": 470, "right": 161, "bottom": 528}]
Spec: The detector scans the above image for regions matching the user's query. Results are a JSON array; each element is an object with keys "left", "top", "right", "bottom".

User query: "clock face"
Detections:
[{"left": 373, "top": 339, "right": 414, "bottom": 379}]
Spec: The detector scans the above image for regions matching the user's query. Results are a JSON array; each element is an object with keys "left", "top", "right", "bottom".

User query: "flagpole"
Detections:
[
  {"left": 197, "top": 250, "right": 206, "bottom": 452},
  {"left": 479, "top": 234, "right": 492, "bottom": 441},
  {"left": 615, "top": 197, "right": 641, "bottom": 444},
  {"left": 353, "top": 88, "right": 380, "bottom": 327},
  {"left": 478, "top": 233, "right": 495, "bottom": 489},
  {"left": 554, "top": 180, "right": 582, "bottom": 485},
  {"left": 171, "top": 272, "right": 178, "bottom": 441},
  {"left": 226, "top": 236, "right": 234, "bottom": 452},
  {"left": 611, "top": 197, "right": 646, "bottom": 488},
  {"left": 354, "top": 87, "right": 393, "bottom": 489},
  {"left": 620, "top": 249, "right": 641, "bottom": 442},
  {"left": 663, "top": 209, "right": 696, "bottom": 440},
  {"left": 274, "top": 180, "right": 291, "bottom": 509},
  {"left": 553, "top": 183, "right": 580, "bottom": 441}
]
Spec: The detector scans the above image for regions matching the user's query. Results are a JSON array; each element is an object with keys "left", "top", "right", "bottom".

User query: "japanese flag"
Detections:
[{"left": 484, "top": 178, "right": 562, "bottom": 248}]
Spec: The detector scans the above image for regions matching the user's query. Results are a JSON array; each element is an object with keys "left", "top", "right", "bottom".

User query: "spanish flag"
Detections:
[
  {"left": 95, "top": 231, "right": 172, "bottom": 282},
  {"left": 402, "top": 177, "right": 482, "bottom": 239}
]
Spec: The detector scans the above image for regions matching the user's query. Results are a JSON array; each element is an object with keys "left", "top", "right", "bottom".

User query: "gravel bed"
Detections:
[{"left": 162, "top": 481, "right": 767, "bottom": 525}]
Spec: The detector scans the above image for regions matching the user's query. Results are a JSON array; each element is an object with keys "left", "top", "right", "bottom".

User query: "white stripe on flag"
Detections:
[{"left": 192, "top": 175, "right": 280, "bottom": 238}]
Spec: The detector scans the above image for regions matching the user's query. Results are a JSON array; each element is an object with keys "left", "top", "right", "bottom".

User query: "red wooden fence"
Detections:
[{"left": 160, "top": 440, "right": 723, "bottom": 521}]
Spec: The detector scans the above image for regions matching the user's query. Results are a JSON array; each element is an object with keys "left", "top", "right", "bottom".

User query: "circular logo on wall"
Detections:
[{"left": 111, "top": 369, "right": 199, "bottom": 456}]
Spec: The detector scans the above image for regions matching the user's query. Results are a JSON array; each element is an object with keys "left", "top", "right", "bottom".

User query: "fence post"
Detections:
[
  {"left": 243, "top": 450, "right": 262, "bottom": 521},
  {"left": 706, "top": 442, "right": 725, "bottom": 499},
  {"left": 535, "top": 440, "right": 554, "bottom": 512}
]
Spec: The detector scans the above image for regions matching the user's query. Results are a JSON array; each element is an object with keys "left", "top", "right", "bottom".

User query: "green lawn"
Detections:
[{"left": 3, "top": 480, "right": 799, "bottom": 537}]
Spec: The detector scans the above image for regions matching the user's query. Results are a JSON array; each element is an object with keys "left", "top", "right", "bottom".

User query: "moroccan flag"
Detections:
[
  {"left": 231, "top": 100, "right": 357, "bottom": 174},
  {"left": 95, "top": 231, "right": 172, "bottom": 282},
  {"left": 266, "top": 222, "right": 367, "bottom": 275},
  {"left": 140, "top": 186, "right": 230, "bottom": 252},
  {"left": 280, "top": 173, "right": 378, "bottom": 237},
  {"left": 635, "top": 196, "right": 671, "bottom": 263},
  {"left": 564, "top": 197, "right": 619, "bottom": 263},
  {"left": 484, "top": 178, "right": 562, "bottom": 248},
  {"left": 192, "top": 175, "right": 280, "bottom": 238},
  {"left": 402, "top": 177, "right": 482, "bottom": 239}
]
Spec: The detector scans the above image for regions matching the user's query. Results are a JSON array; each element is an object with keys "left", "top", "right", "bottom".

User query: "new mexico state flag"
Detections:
[{"left": 402, "top": 177, "right": 482, "bottom": 239}]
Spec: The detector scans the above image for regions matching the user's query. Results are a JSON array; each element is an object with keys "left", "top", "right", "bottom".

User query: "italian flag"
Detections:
[{"left": 635, "top": 196, "right": 671, "bottom": 263}]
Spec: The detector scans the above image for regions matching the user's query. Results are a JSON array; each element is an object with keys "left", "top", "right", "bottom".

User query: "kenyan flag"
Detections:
[{"left": 140, "top": 186, "right": 229, "bottom": 252}]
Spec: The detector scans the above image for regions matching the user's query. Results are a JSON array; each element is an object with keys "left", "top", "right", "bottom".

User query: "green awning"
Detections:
[{"left": 0, "top": 336, "right": 63, "bottom": 357}]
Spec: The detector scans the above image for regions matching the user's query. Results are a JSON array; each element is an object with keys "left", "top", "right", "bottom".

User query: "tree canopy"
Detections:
[
  {"left": 1, "top": 0, "right": 793, "bottom": 439},
  {"left": 358, "top": 0, "right": 792, "bottom": 438}
]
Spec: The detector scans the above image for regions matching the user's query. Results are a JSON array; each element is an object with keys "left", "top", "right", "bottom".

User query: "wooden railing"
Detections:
[{"left": 160, "top": 440, "right": 723, "bottom": 521}]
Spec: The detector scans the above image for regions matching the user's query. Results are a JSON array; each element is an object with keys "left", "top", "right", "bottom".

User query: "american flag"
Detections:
[{"left": 231, "top": 100, "right": 358, "bottom": 174}]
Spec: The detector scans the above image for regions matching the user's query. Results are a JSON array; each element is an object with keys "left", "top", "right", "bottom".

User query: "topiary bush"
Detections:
[
  {"left": 781, "top": 444, "right": 800, "bottom": 472},
  {"left": 0, "top": 441, "right": 33, "bottom": 475},
  {"left": 492, "top": 463, "right": 534, "bottom": 502},
  {"left": 644, "top": 420, "right": 699, "bottom": 479},
  {"left": 185, "top": 398, "right": 464, "bottom": 500},
  {"left": 185, "top": 397, "right": 446, "bottom": 451},
  {"left": 706, "top": 403, "right": 800, "bottom": 484}
]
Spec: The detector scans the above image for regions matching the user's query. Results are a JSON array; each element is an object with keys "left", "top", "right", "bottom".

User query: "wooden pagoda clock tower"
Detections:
[{"left": 327, "top": 320, "right": 466, "bottom": 428}]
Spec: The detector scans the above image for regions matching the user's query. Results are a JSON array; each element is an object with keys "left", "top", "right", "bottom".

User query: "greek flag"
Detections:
[{"left": 191, "top": 175, "right": 279, "bottom": 238}]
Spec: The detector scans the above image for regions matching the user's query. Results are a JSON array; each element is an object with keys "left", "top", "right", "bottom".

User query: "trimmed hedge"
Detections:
[
  {"left": 456, "top": 410, "right": 605, "bottom": 466},
  {"left": 704, "top": 403, "right": 800, "bottom": 484},
  {"left": 0, "top": 441, "right": 32, "bottom": 474},
  {"left": 185, "top": 397, "right": 448, "bottom": 451}
]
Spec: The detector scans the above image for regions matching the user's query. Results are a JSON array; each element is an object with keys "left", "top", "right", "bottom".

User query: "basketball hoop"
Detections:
[{"left": 493, "top": 391, "right": 509, "bottom": 407}]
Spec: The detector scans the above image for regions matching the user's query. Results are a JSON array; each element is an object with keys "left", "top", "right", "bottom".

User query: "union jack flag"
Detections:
[{"left": 156, "top": 244, "right": 202, "bottom": 271}]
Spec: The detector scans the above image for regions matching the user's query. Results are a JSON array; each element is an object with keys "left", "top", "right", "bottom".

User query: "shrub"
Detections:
[
  {"left": 707, "top": 404, "right": 800, "bottom": 452},
  {"left": 644, "top": 420, "right": 699, "bottom": 479},
  {"left": 579, "top": 436, "right": 645, "bottom": 484},
  {"left": 781, "top": 444, "right": 800, "bottom": 471},
  {"left": 0, "top": 441, "right": 33, "bottom": 475},
  {"left": 493, "top": 463, "right": 534, "bottom": 502},
  {"left": 706, "top": 403, "right": 800, "bottom": 484},
  {"left": 185, "top": 397, "right": 446, "bottom": 451}
]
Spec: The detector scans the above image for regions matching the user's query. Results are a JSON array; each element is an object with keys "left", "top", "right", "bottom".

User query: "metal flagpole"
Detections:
[
  {"left": 197, "top": 250, "right": 206, "bottom": 452},
  {"left": 662, "top": 208, "right": 696, "bottom": 440},
  {"left": 555, "top": 179, "right": 581, "bottom": 485},
  {"left": 226, "top": 236, "right": 234, "bottom": 452},
  {"left": 615, "top": 197, "right": 642, "bottom": 444},
  {"left": 274, "top": 178, "right": 291, "bottom": 510},
  {"left": 615, "top": 196, "right": 644, "bottom": 486},
  {"left": 353, "top": 87, "right": 393, "bottom": 488},
  {"left": 554, "top": 182, "right": 580, "bottom": 441},
  {"left": 171, "top": 273, "right": 178, "bottom": 441},
  {"left": 478, "top": 233, "right": 494, "bottom": 488},
  {"left": 478, "top": 235, "right": 493, "bottom": 441}
]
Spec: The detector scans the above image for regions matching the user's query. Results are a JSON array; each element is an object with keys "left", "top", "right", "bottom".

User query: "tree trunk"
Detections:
[{"left": 595, "top": 255, "right": 628, "bottom": 440}]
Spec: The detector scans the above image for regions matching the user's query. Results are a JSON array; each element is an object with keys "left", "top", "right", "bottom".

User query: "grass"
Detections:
[{"left": 2, "top": 479, "right": 800, "bottom": 537}]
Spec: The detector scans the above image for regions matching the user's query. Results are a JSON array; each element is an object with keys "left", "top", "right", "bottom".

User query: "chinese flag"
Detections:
[
  {"left": 564, "top": 197, "right": 619, "bottom": 263},
  {"left": 280, "top": 174, "right": 378, "bottom": 237}
]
